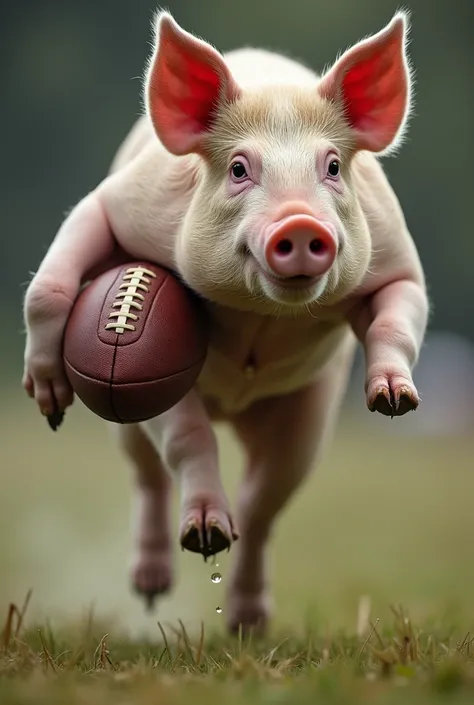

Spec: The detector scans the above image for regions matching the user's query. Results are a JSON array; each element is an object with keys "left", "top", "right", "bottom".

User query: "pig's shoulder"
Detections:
[
  {"left": 351, "top": 152, "right": 425, "bottom": 294},
  {"left": 352, "top": 151, "right": 404, "bottom": 227},
  {"left": 97, "top": 134, "right": 200, "bottom": 268}
]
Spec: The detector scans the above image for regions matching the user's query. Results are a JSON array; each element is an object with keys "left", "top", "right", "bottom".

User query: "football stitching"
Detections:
[{"left": 105, "top": 265, "right": 157, "bottom": 334}]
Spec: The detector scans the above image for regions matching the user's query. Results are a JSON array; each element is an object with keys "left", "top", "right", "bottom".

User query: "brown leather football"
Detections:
[{"left": 63, "top": 262, "right": 209, "bottom": 423}]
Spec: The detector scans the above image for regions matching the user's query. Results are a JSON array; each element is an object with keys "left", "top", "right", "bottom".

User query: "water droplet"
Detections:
[
  {"left": 211, "top": 572, "right": 222, "bottom": 584},
  {"left": 216, "top": 607, "right": 222, "bottom": 614},
  {"left": 215, "top": 563, "right": 219, "bottom": 568}
]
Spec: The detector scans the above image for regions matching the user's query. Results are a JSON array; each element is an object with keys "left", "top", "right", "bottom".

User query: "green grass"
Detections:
[
  {"left": 2, "top": 383, "right": 474, "bottom": 703},
  {"left": 2, "top": 604, "right": 474, "bottom": 703}
]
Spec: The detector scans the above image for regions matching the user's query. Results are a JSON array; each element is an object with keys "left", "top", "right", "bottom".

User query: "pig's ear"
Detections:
[
  {"left": 318, "top": 12, "right": 412, "bottom": 154},
  {"left": 144, "top": 12, "right": 241, "bottom": 156}
]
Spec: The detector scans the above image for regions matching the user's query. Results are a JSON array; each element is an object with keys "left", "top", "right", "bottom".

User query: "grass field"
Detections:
[{"left": 2, "top": 383, "right": 474, "bottom": 703}]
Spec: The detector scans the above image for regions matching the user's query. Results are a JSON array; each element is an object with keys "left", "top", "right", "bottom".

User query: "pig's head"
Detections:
[{"left": 144, "top": 11, "right": 412, "bottom": 314}]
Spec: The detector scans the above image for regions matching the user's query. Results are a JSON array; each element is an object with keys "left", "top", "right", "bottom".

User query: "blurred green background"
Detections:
[{"left": 1, "top": 0, "right": 473, "bottom": 638}]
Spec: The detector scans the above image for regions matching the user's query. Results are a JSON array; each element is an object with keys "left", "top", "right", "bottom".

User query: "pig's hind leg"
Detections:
[
  {"left": 227, "top": 340, "right": 354, "bottom": 633},
  {"left": 114, "top": 424, "right": 174, "bottom": 610}
]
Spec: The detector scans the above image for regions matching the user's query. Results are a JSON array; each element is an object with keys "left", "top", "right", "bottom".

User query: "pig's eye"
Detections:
[
  {"left": 327, "top": 160, "right": 340, "bottom": 177},
  {"left": 231, "top": 162, "right": 248, "bottom": 180}
]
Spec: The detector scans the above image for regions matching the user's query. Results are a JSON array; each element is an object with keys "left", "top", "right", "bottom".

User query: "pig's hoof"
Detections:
[
  {"left": 47, "top": 406, "right": 65, "bottom": 431},
  {"left": 180, "top": 507, "right": 238, "bottom": 559},
  {"left": 131, "top": 550, "right": 173, "bottom": 611},
  {"left": 226, "top": 590, "right": 272, "bottom": 636},
  {"left": 45, "top": 391, "right": 67, "bottom": 431},
  {"left": 368, "top": 380, "right": 419, "bottom": 418}
]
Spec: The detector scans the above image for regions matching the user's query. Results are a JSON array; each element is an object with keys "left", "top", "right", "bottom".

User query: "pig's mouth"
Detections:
[
  {"left": 263, "top": 271, "right": 319, "bottom": 290},
  {"left": 255, "top": 262, "right": 326, "bottom": 304},
  {"left": 241, "top": 243, "right": 328, "bottom": 305}
]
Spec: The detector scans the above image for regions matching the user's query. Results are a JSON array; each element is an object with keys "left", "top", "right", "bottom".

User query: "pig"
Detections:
[{"left": 22, "top": 9, "right": 429, "bottom": 632}]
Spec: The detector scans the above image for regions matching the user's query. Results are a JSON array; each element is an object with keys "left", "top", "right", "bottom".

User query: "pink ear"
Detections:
[
  {"left": 318, "top": 13, "right": 411, "bottom": 154},
  {"left": 145, "top": 13, "right": 241, "bottom": 156}
]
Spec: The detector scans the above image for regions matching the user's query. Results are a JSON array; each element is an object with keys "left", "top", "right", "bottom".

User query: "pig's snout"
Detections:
[{"left": 264, "top": 215, "right": 336, "bottom": 279}]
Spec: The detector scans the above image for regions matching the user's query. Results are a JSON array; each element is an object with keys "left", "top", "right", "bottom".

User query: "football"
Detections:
[{"left": 62, "top": 262, "right": 209, "bottom": 424}]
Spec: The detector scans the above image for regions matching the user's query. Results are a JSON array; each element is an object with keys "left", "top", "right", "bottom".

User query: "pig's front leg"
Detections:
[
  {"left": 23, "top": 193, "right": 117, "bottom": 425},
  {"left": 142, "top": 390, "right": 238, "bottom": 558},
  {"left": 228, "top": 339, "right": 354, "bottom": 634},
  {"left": 349, "top": 279, "right": 429, "bottom": 417}
]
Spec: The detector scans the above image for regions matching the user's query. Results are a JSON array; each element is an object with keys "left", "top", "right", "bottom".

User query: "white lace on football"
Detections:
[{"left": 105, "top": 266, "right": 157, "bottom": 334}]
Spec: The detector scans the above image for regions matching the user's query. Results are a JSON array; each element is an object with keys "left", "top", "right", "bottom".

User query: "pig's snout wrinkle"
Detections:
[{"left": 264, "top": 215, "right": 337, "bottom": 279}]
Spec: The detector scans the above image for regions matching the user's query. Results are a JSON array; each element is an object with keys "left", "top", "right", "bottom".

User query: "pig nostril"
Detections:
[
  {"left": 309, "top": 239, "right": 325, "bottom": 254},
  {"left": 275, "top": 239, "right": 293, "bottom": 255}
]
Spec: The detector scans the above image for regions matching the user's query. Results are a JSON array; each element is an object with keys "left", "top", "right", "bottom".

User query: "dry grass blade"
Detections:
[
  {"left": 457, "top": 631, "right": 474, "bottom": 656},
  {"left": 94, "top": 634, "right": 115, "bottom": 670},
  {"left": 358, "top": 618, "right": 380, "bottom": 660},
  {"left": 178, "top": 619, "right": 195, "bottom": 666},
  {"left": 38, "top": 628, "right": 56, "bottom": 673},
  {"left": 370, "top": 619, "right": 385, "bottom": 648},
  {"left": 262, "top": 638, "right": 288, "bottom": 666},
  {"left": 456, "top": 632, "right": 474, "bottom": 659},
  {"left": 195, "top": 621, "right": 205, "bottom": 668},
  {"left": 2, "top": 604, "right": 19, "bottom": 651},
  {"left": 166, "top": 621, "right": 185, "bottom": 654},
  {"left": 389, "top": 603, "right": 405, "bottom": 626},
  {"left": 1, "top": 590, "right": 33, "bottom": 652},
  {"left": 161, "top": 623, "right": 186, "bottom": 671},
  {"left": 14, "top": 589, "right": 32, "bottom": 640},
  {"left": 157, "top": 621, "right": 171, "bottom": 664},
  {"left": 274, "top": 655, "right": 302, "bottom": 673},
  {"left": 207, "top": 655, "right": 224, "bottom": 671},
  {"left": 170, "top": 651, "right": 184, "bottom": 671},
  {"left": 390, "top": 606, "right": 419, "bottom": 664},
  {"left": 457, "top": 632, "right": 470, "bottom": 652},
  {"left": 368, "top": 643, "right": 399, "bottom": 678}
]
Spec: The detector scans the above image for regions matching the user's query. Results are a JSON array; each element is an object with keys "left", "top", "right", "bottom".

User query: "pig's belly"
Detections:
[{"left": 196, "top": 325, "right": 355, "bottom": 415}]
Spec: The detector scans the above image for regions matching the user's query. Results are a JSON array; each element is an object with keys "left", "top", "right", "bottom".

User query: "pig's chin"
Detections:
[{"left": 256, "top": 266, "right": 327, "bottom": 307}]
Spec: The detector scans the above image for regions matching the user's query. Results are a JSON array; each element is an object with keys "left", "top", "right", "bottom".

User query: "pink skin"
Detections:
[
  {"left": 22, "top": 11, "right": 427, "bottom": 629},
  {"left": 348, "top": 279, "right": 423, "bottom": 416},
  {"left": 117, "top": 425, "right": 174, "bottom": 606},
  {"left": 22, "top": 194, "right": 117, "bottom": 417},
  {"left": 142, "top": 390, "right": 238, "bottom": 558},
  {"left": 227, "top": 340, "right": 354, "bottom": 632},
  {"left": 263, "top": 214, "right": 337, "bottom": 279}
]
